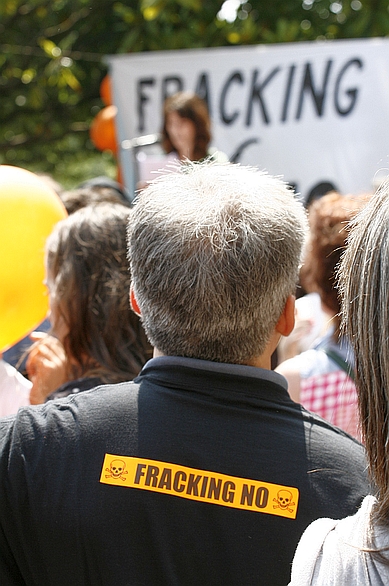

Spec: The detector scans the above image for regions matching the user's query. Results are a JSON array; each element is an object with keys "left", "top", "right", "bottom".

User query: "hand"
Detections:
[{"left": 26, "top": 332, "right": 68, "bottom": 404}]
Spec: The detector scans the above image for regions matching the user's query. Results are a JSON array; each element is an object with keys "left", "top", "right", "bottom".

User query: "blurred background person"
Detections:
[
  {"left": 27, "top": 203, "right": 152, "bottom": 404},
  {"left": 4, "top": 176, "right": 132, "bottom": 375},
  {"left": 162, "top": 91, "right": 228, "bottom": 162},
  {"left": 59, "top": 175, "right": 132, "bottom": 217},
  {"left": 276, "top": 191, "right": 370, "bottom": 439},
  {"left": 59, "top": 181, "right": 131, "bottom": 215}
]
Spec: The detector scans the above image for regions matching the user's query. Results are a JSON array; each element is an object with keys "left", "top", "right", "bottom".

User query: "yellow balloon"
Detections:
[{"left": 0, "top": 166, "right": 67, "bottom": 352}]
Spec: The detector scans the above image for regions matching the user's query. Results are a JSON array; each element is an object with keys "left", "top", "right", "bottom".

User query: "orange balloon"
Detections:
[
  {"left": 89, "top": 105, "right": 118, "bottom": 153},
  {"left": 0, "top": 166, "right": 67, "bottom": 352},
  {"left": 100, "top": 75, "right": 112, "bottom": 106}
]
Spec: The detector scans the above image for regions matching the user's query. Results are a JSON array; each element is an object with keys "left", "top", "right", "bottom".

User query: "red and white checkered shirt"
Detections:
[{"left": 300, "top": 370, "right": 360, "bottom": 441}]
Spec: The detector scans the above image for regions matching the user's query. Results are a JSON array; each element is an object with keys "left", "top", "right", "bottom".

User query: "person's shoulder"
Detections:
[
  {"left": 289, "top": 516, "right": 340, "bottom": 585},
  {"left": 300, "top": 403, "right": 362, "bottom": 442},
  {"left": 1, "top": 380, "right": 140, "bottom": 439},
  {"left": 289, "top": 496, "right": 380, "bottom": 585},
  {"left": 277, "top": 348, "right": 325, "bottom": 376},
  {"left": 48, "top": 379, "right": 141, "bottom": 414},
  {"left": 298, "top": 402, "right": 367, "bottom": 474}
]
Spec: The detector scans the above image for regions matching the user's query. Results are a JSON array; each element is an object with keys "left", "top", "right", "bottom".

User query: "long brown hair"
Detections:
[
  {"left": 46, "top": 203, "right": 152, "bottom": 383},
  {"left": 161, "top": 91, "right": 211, "bottom": 161},
  {"left": 339, "top": 184, "right": 389, "bottom": 522}
]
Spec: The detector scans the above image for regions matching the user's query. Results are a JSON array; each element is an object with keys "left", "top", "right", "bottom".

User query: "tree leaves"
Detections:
[{"left": 0, "top": 0, "right": 388, "bottom": 187}]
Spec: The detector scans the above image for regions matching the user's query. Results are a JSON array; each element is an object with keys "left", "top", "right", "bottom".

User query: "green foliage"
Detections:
[{"left": 1, "top": 0, "right": 389, "bottom": 187}]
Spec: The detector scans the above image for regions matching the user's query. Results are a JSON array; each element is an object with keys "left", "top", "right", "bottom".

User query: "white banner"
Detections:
[{"left": 108, "top": 38, "right": 389, "bottom": 202}]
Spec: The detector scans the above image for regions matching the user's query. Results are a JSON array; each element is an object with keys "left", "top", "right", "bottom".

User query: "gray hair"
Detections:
[
  {"left": 339, "top": 182, "right": 389, "bottom": 521},
  {"left": 128, "top": 161, "right": 308, "bottom": 364}
]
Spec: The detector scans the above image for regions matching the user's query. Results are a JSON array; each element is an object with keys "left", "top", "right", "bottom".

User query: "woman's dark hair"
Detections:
[
  {"left": 59, "top": 186, "right": 131, "bottom": 215},
  {"left": 46, "top": 203, "right": 152, "bottom": 383},
  {"left": 340, "top": 184, "right": 389, "bottom": 523},
  {"left": 161, "top": 91, "right": 211, "bottom": 161}
]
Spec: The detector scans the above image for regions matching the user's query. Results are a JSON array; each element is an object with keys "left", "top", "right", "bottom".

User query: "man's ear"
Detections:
[
  {"left": 275, "top": 295, "right": 295, "bottom": 337},
  {"left": 130, "top": 286, "right": 141, "bottom": 316}
]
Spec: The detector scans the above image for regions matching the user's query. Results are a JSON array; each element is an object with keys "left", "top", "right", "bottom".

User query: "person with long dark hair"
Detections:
[
  {"left": 27, "top": 203, "right": 152, "bottom": 403},
  {"left": 161, "top": 91, "right": 227, "bottom": 162},
  {"left": 289, "top": 184, "right": 389, "bottom": 584}
]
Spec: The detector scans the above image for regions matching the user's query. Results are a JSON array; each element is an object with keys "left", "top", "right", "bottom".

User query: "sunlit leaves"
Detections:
[
  {"left": 113, "top": 2, "right": 136, "bottom": 23},
  {"left": 177, "top": 0, "right": 202, "bottom": 10},
  {"left": 39, "top": 38, "right": 60, "bottom": 57},
  {"left": 0, "top": 0, "right": 20, "bottom": 16},
  {"left": 1, "top": 0, "right": 389, "bottom": 187},
  {"left": 141, "top": 0, "right": 164, "bottom": 20}
]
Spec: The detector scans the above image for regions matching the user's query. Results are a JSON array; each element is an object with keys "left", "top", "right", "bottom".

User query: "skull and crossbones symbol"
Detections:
[
  {"left": 273, "top": 489, "right": 295, "bottom": 513},
  {"left": 105, "top": 459, "right": 128, "bottom": 481}
]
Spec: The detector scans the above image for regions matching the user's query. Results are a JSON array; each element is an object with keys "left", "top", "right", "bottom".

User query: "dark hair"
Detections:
[
  {"left": 161, "top": 91, "right": 211, "bottom": 161},
  {"left": 46, "top": 203, "right": 152, "bottom": 383},
  {"left": 60, "top": 186, "right": 131, "bottom": 215},
  {"left": 340, "top": 184, "right": 389, "bottom": 523}
]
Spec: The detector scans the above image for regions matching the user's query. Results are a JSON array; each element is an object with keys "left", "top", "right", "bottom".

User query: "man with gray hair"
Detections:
[{"left": 0, "top": 161, "right": 368, "bottom": 585}]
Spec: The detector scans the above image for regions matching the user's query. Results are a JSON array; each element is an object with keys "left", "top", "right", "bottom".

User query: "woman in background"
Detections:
[
  {"left": 27, "top": 203, "right": 152, "bottom": 403},
  {"left": 162, "top": 91, "right": 227, "bottom": 162}
]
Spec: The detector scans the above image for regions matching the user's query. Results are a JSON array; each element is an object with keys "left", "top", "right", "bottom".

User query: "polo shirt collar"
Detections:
[{"left": 137, "top": 356, "right": 290, "bottom": 401}]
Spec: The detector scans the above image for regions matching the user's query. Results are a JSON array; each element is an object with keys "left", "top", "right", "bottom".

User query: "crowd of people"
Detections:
[
  {"left": 0, "top": 90, "right": 388, "bottom": 585},
  {"left": 276, "top": 190, "right": 371, "bottom": 440}
]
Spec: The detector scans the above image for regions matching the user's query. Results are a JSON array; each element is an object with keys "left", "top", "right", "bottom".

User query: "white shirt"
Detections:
[
  {"left": 0, "top": 359, "right": 31, "bottom": 417},
  {"left": 289, "top": 495, "right": 389, "bottom": 585}
]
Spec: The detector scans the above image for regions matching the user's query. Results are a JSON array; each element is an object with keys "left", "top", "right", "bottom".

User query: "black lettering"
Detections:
[
  {"left": 162, "top": 76, "right": 184, "bottom": 103},
  {"left": 255, "top": 487, "right": 269, "bottom": 509},
  {"left": 158, "top": 468, "right": 172, "bottom": 490},
  {"left": 195, "top": 73, "right": 211, "bottom": 114},
  {"left": 281, "top": 64, "right": 296, "bottom": 122},
  {"left": 222, "top": 481, "right": 235, "bottom": 503},
  {"left": 200, "top": 476, "right": 209, "bottom": 498},
  {"left": 207, "top": 478, "right": 222, "bottom": 500},
  {"left": 145, "top": 465, "right": 159, "bottom": 487},
  {"left": 137, "top": 78, "right": 155, "bottom": 133},
  {"left": 173, "top": 470, "right": 186, "bottom": 493},
  {"left": 219, "top": 71, "right": 244, "bottom": 125},
  {"left": 240, "top": 484, "right": 255, "bottom": 506},
  {"left": 134, "top": 463, "right": 146, "bottom": 484},
  {"left": 334, "top": 58, "right": 362, "bottom": 116},
  {"left": 296, "top": 60, "right": 333, "bottom": 120},
  {"left": 186, "top": 474, "right": 202, "bottom": 496},
  {"left": 245, "top": 67, "right": 280, "bottom": 126},
  {"left": 230, "top": 138, "right": 259, "bottom": 163}
]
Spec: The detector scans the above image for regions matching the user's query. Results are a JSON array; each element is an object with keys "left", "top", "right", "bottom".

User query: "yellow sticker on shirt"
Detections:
[{"left": 100, "top": 455, "right": 299, "bottom": 519}]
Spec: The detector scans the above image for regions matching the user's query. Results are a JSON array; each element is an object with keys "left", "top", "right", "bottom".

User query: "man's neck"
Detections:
[{"left": 152, "top": 345, "right": 275, "bottom": 371}]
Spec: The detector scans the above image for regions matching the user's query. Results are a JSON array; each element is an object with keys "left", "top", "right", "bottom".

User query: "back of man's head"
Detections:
[{"left": 128, "top": 161, "right": 307, "bottom": 364}]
